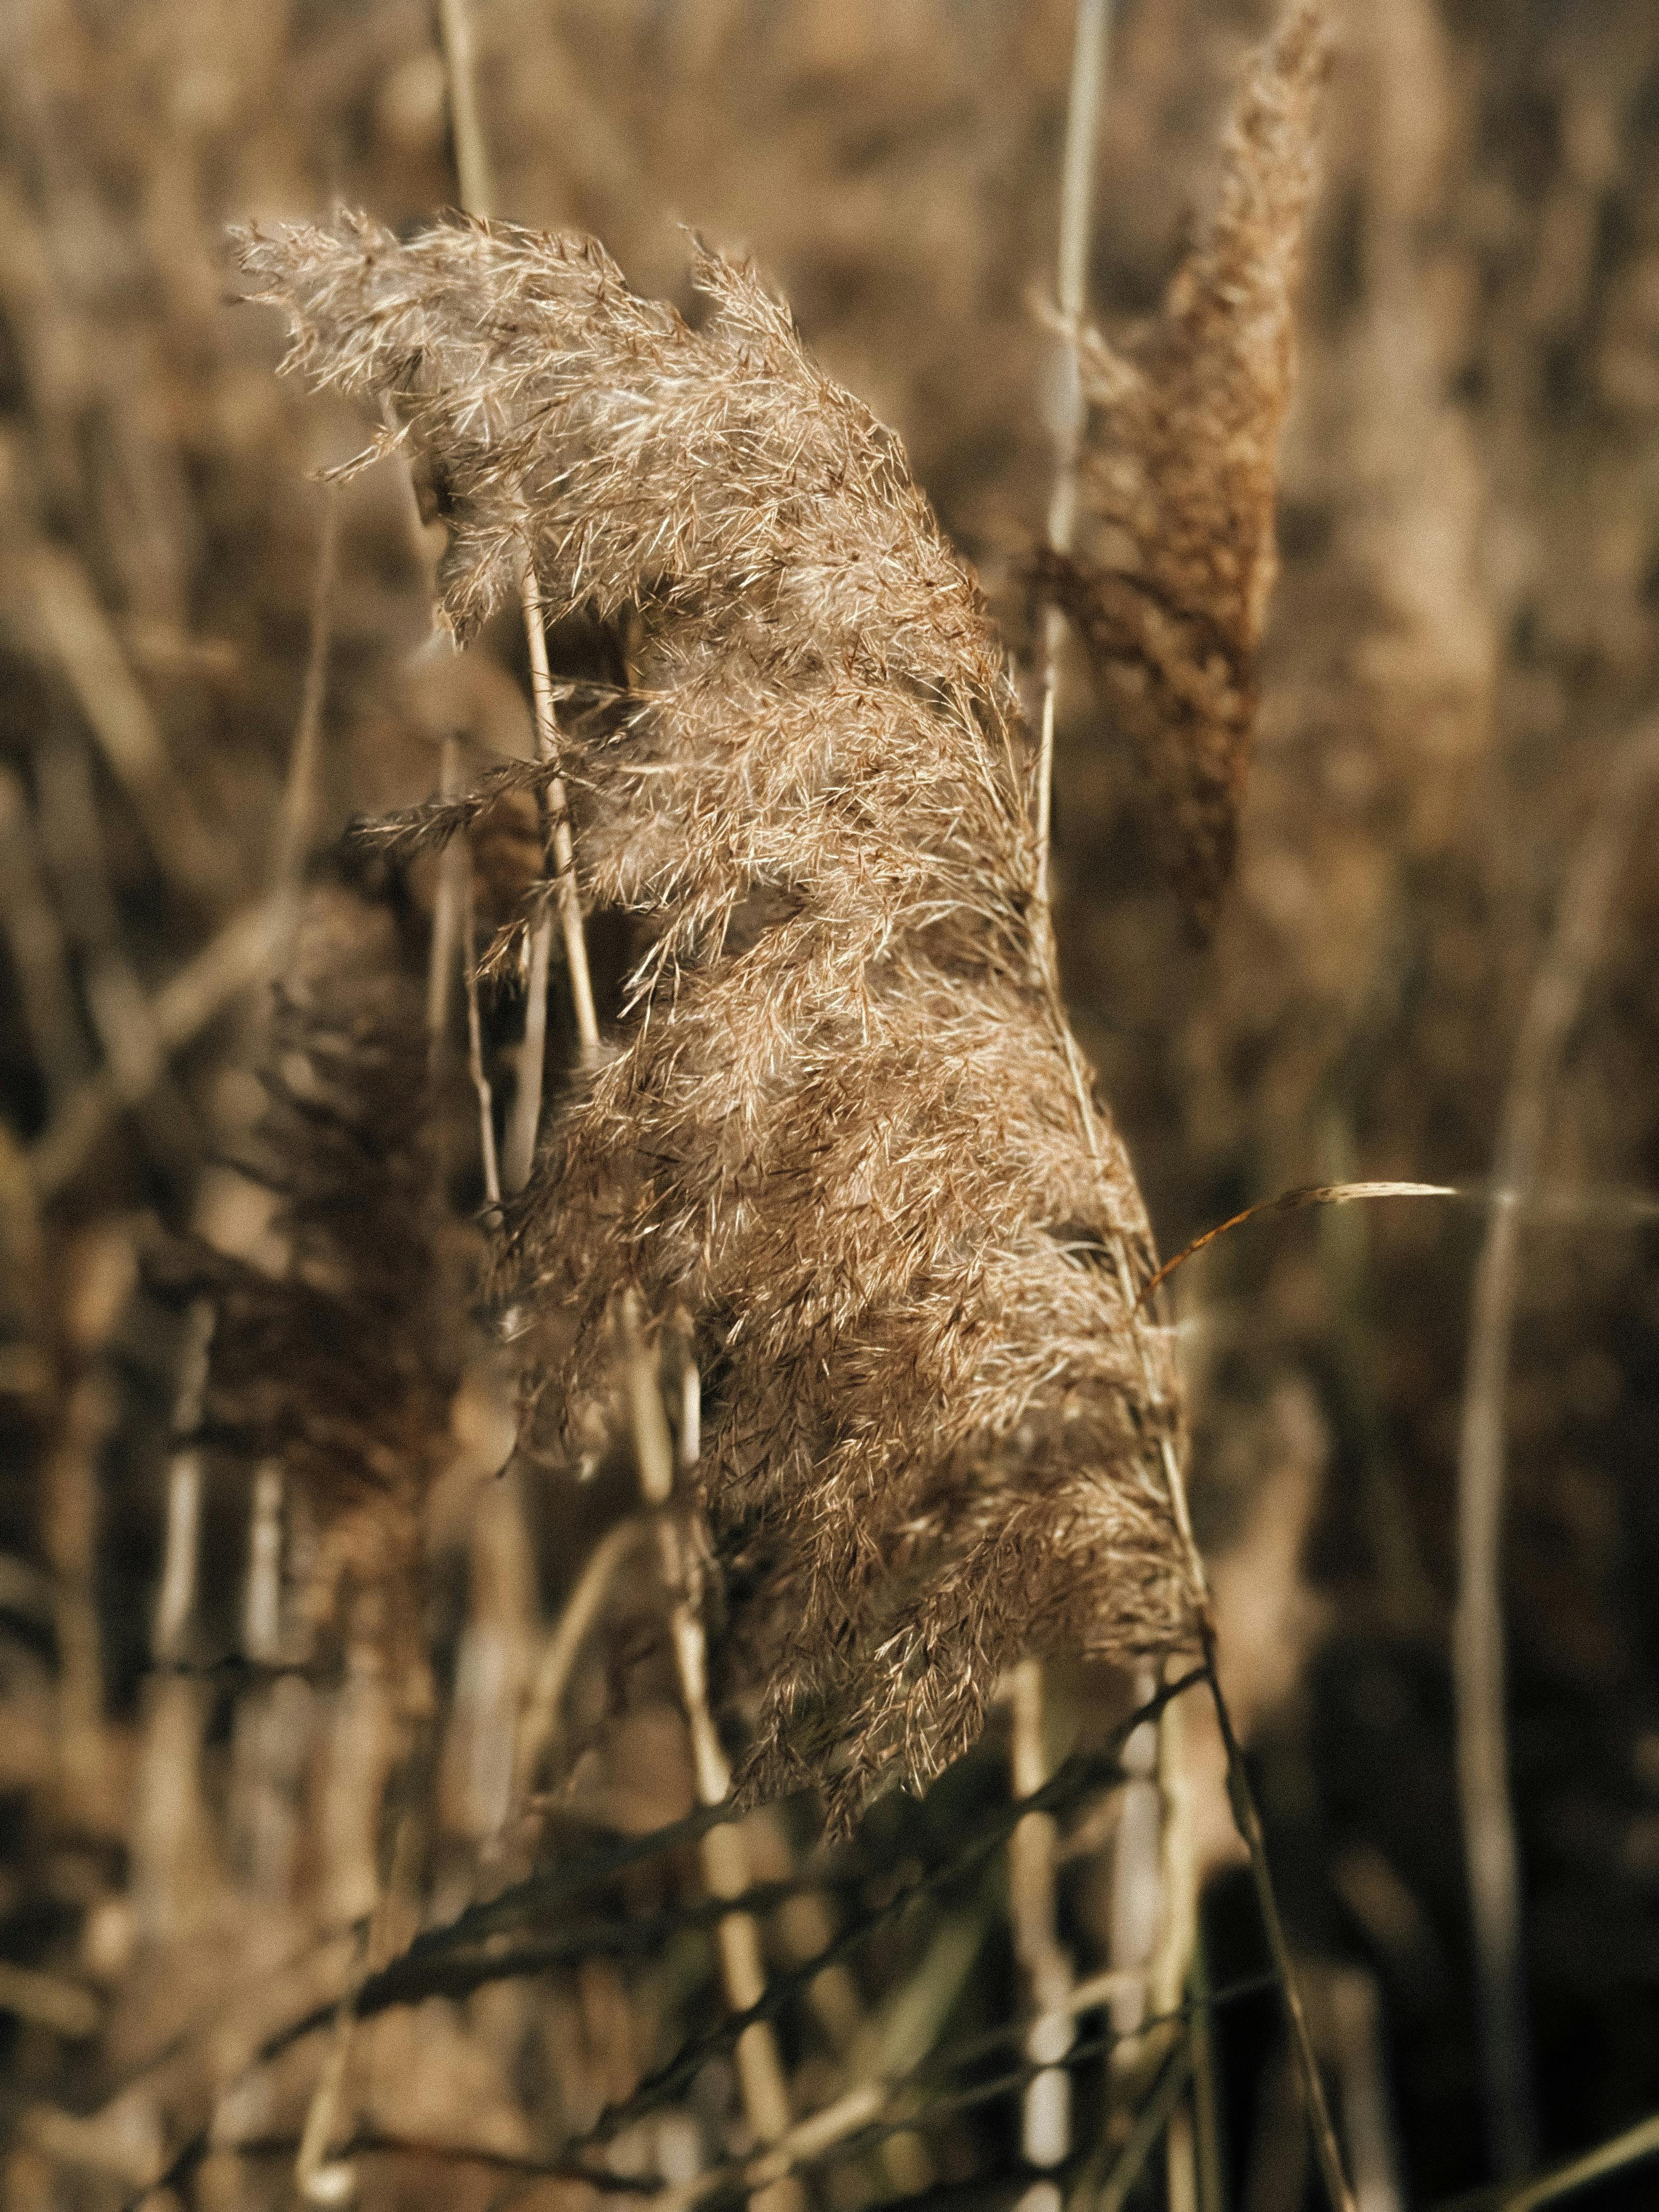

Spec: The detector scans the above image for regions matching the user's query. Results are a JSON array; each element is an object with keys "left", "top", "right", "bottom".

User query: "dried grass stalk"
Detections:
[
  {"left": 236, "top": 215, "right": 1196, "bottom": 1823},
  {"left": 1035, "top": 1, "right": 1329, "bottom": 933},
  {"left": 182, "top": 853, "right": 460, "bottom": 1657}
]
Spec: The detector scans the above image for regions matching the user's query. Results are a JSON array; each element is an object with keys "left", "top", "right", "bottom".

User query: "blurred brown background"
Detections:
[{"left": 4, "top": 1, "right": 1659, "bottom": 2206}]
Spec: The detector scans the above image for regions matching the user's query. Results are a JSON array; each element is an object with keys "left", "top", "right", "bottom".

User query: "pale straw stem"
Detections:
[
  {"left": 523, "top": 567, "right": 600, "bottom": 1057},
  {"left": 513, "top": 1516, "right": 645, "bottom": 1804},
  {"left": 620, "top": 1297, "right": 799, "bottom": 2209},
  {"left": 1015, "top": 7, "right": 1113, "bottom": 2192},
  {"left": 433, "top": 0, "right": 599, "bottom": 1198},
  {"left": 501, "top": 571, "right": 600, "bottom": 1194},
  {"left": 1455, "top": 715, "right": 1659, "bottom": 2177},
  {"left": 463, "top": 859, "right": 503, "bottom": 1207},
  {"left": 426, "top": 733, "right": 466, "bottom": 1062},
  {"left": 1034, "top": 0, "right": 1113, "bottom": 908},
  {"left": 436, "top": 0, "right": 495, "bottom": 219},
  {"left": 1043, "top": 988, "right": 1353, "bottom": 2212},
  {"left": 1009, "top": 1657, "right": 1074, "bottom": 2212}
]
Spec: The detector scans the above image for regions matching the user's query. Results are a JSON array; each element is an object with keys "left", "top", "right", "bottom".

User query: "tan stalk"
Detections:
[
  {"left": 1187, "top": 1937, "right": 1225, "bottom": 2212},
  {"left": 1482, "top": 2109, "right": 1659, "bottom": 2212},
  {"left": 296, "top": 1589, "right": 405, "bottom": 2208},
  {"left": 131, "top": 1300, "right": 218, "bottom": 1943},
  {"left": 1009, "top": 1657, "right": 1074, "bottom": 2212},
  {"left": 1154, "top": 1692, "right": 1201, "bottom": 2212},
  {"left": 1017, "top": 5, "right": 1113, "bottom": 2191},
  {"left": 435, "top": 0, "right": 597, "bottom": 1200},
  {"left": 242, "top": 1465, "right": 284, "bottom": 1663},
  {"left": 618, "top": 1296, "right": 799, "bottom": 2211},
  {"left": 661, "top": 1912, "right": 993, "bottom": 2212},
  {"left": 529, "top": 650, "right": 599, "bottom": 1053},
  {"left": 1105, "top": 1676, "right": 1160, "bottom": 2073},
  {"left": 426, "top": 733, "right": 466, "bottom": 1063},
  {"left": 463, "top": 857, "right": 503, "bottom": 1206},
  {"left": 437, "top": 1465, "right": 539, "bottom": 1855},
  {"left": 503, "top": 901, "right": 554, "bottom": 1198},
  {"left": 435, "top": 0, "right": 494, "bottom": 220},
  {"left": 502, "top": 568, "right": 600, "bottom": 1193},
  {"left": 1096, "top": 2048, "right": 1194, "bottom": 2212},
  {"left": 42, "top": 1225, "right": 135, "bottom": 1832},
  {"left": 1044, "top": 988, "right": 1354, "bottom": 2212},
  {"left": 152, "top": 1302, "right": 214, "bottom": 1669},
  {"left": 1455, "top": 715, "right": 1659, "bottom": 2177},
  {"left": 1034, "top": 0, "right": 1112, "bottom": 906},
  {"left": 1139, "top": 1182, "right": 1459, "bottom": 1307},
  {"left": 513, "top": 1516, "right": 645, "bottom": 1805},
  {"left": 225, "top": 1458, "right": 313, "bottom": 1910},
  {"left": 1323, "top": 1968, "right": 1404, "bottom": 2212}
]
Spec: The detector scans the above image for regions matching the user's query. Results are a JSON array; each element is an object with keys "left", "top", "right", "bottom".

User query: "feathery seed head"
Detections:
[
  {"left": 238, "top": 215, "right": 1197, "bottom": 1824},
  {"left": 1038, "top": 0, "right": 1331, "bottom": 935}
]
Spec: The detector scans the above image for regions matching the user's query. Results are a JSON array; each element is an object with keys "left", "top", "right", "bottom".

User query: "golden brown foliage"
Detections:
[
  {"left": 1037, "top": 0, "right": 1330, "bottom": 935},
  {"left": 235, "top": 215, "right": 1195, "bottom": 1822}
]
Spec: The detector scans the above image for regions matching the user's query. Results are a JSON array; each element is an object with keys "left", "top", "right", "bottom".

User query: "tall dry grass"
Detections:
[{"left": 7, "top": 3, "right": 1659, "bottom": 2211}]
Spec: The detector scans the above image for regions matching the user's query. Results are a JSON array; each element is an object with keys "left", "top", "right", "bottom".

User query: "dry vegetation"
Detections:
[{"left": 5, "top": 3, "right": 1659, "bottom": 2212}]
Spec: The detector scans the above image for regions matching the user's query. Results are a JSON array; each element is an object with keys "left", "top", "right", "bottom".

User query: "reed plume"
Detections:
[
  {"left": 177, "top": 851, "right": 461, "bottom": 1659},
  {"left": 235, "top": 215, "right": 1195, "bottom": 1824},
  {"left": 1036, "top": 0, "right": 1329, "bottom": 934}
]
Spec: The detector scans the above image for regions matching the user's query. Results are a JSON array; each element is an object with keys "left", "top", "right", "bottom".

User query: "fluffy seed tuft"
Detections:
[
  {"left": 236, "top": 216, "right": 1197, "bottom": 1821},
  {"left": 1037, "top": 0, "right": 1330, "bottom": 935}
]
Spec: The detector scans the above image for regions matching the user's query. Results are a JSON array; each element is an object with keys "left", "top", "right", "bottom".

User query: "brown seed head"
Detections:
[{"left": 237, "top": 215, "right": 1197, "bottom": 1821}]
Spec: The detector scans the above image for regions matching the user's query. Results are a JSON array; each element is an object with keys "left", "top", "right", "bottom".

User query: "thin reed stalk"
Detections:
[
  {"left": 521, "top": 567, "right": 599, "bottom": 1063},
  {"left": 1154, "top": 1691, "right": 1201, "bottom": 2211},
  {"left": 1187, "top": 1938, "right": 1224, "bottom": 2212},
  {"left": 434, "top": 0, "right": 599, "bottom": 1203},
  {"left": 1468, "top": 2109, "right": 1659, "bottom": 2212},
  {"left": 1018, "top": 7, "right": 1112, "bottom": 2182},
  {"left": 131, "top": 1292, "right": 221, "bottom": 1943},
  {"left": 1034, "top": 0, "right": 1111, "bottom": 909},
  {"left": 1037, "top": 1, "right": 1328, "bottom": 932},
  {"left": 151, "top": 1302, "right": 214, "bottom": 1667},
  {"left": 1455, "top": 714, "right": 1659, "bottom": 2177},
  {"left": 42, "top": 1224, "right": 134, "bottom": 1830},
  {"left": 1198, "top": 1602, "right": 1351, "bottom": 2212},
  {"left": 1097, "top": 2047, "right": 1194, "bottom": 2212},
  {"left": 513, "top": 1516, "right": 645, "bottom": 1804},
  {"left": 1040, "top": 955, "right": 1351, "bottom": 2210},
  {"left": 1105, "top": 1675, "right": 1160, "bottom": 2068},
  {"left": 502, "top": 569, "right": 599, "bottom": 1195},
  {"left": 1009, "top": 1658, "right": 1074, "bottom": 2212},
  {"left": 436, "top": 0, "right": 494, "bottom": 221},
  {"left": 1323, "top": 1968, "right": 1403, "bottom": 2212},
  {"left": 426, "top": 732, "right": 466, "bottom": 1062},
  {"left": 618, "top": 1298, "right": 799, "bottom": 2208},
  {"left": 464, "top": 859, "right": 502, "bottom": 1206}
]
